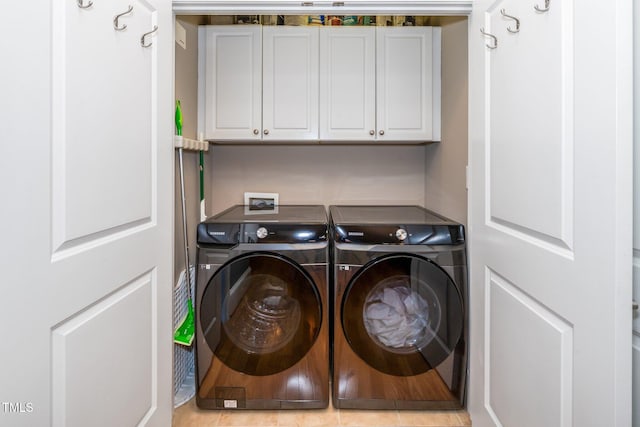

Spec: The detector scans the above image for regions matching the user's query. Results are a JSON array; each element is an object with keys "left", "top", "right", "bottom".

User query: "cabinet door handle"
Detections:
[
  {"left": 369, "top": 130, "right": 375, "bottom": 136},
  {"left": 379, "top": 130, "right": 385, "bottom": 136},
  {"left": 253, "top": 129, "right": 259, "bottom": 135},
  {"left": 263, "top": 129, "right": 270, "bottom": 135},
  {"left": 634, "top": 300, "right": 639, "bottom": 312}
]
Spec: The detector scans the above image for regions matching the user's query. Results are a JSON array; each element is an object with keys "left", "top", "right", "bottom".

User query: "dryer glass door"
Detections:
[
  {"left": 200, "top": 252, "right": 322, "bottom": 376},
  {"left": 341, "top": 253, "right": 463, "bottom": 376}
]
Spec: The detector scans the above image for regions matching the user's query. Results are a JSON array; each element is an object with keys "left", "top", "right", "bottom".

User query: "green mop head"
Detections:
[
  {"left": 175, "top": 100, "right": 183, "bottom": 136},
  {"left": 174, "top": 301, "right": 195, "bottom": 346}
]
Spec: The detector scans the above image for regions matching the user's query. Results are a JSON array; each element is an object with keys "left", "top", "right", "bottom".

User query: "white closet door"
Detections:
[
  {"left": 262, "top": 26, "right": 319, "bottom": 141},
  {"left": 469, "top": 1, "right": 633, "bottom": 427},
  {"left": 634, "top": 112, "right": 640, "bottom": 425},
  {"left": 0, "top": 1, "right": 173, "bottom": 426},
  {"left": 319, "top": 26, "right": 376, "bottom": 141},
  {"left": 633, "top": 2, "right": 640, "bottom": 425},
  {"left": 376, "top": 26, "right": 439, "bottom": 141},
  {"left": 201, "top": 25, "right": 262, "bottom": 141}
]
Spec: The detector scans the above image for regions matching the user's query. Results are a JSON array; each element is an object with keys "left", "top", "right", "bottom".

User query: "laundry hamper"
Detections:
[{"left": 173, "top": 265, "right": 195, "bottom": 407}]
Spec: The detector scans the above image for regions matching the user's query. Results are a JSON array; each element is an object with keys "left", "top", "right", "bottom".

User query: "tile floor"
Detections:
[{"left": 172, "top": 398, "right": 472, "bottom": 427}]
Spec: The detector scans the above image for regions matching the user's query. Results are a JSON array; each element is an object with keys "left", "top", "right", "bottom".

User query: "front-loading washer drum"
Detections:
[
  {"left": 341, "top": 253, "right": 463, "bottom": 376},
  {"left": 199, "top": 252, "right": 322, "bottom": 376}
]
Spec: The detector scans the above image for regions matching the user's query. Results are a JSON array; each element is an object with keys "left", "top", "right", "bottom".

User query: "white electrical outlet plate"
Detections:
[{"left": 244, "top": 192, "right": 279, "bottom": 214}]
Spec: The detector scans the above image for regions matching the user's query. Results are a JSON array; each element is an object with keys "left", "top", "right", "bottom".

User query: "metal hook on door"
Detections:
[
  {"left": 500, "top": 9, "right": 520, "bottom": 33},
  {"left": 114, "top": 5, "right": 133, "bottom": 31},
  {"left": 534, "top": 0, "right": 550, "bottom": 12},
  {"left": 480, "top": 28, "right": 498, "bottom": 49},
  {"left": 141, "top": 25, "right": 158, "bottom": 48},
  {"left": 77, "top": 0, "right": 93, "bottom": 9}
]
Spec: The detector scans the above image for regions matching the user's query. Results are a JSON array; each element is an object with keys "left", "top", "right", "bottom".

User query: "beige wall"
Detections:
[
  {"left": 425, "top": 17, "right": 468, "bottom": 226},
  {"left": 207, "top": 145, "right": 427, "bottom": 214}
]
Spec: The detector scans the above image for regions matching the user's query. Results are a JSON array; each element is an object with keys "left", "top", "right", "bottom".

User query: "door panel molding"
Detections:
[
  {"left": 484, "top": 0, "right": 574, "bottom": 252},
  {"left": 51, "top": 271, "right": 157, "bottom": 427},
  {"left": 484, "top": 268, "right": 573, "bottom": 427},
  {"left": 51, "top": 0, "right": 158, "bottom": 253},
  {"left": 486, "top": 218, "right": 574, "bottom": 259}
]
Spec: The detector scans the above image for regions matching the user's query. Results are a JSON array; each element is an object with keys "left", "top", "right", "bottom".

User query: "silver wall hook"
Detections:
[
  {"left": 534, "top": 0, "right": 550, "bottom": 12},
  {"left": 77, "top": 0, "right": 93, "bottom": 9},
  {"left": 480, "top": 28, "right": 498, "bottom": 49},
  {"left": 114, "top": 5, "right": 133, "bottom": 31},
  {"left": 500, "top": 9, "right": 520, "bottom": 33},
  {"left": 141, "top": 25, "right": 158, "bottom": 48}
]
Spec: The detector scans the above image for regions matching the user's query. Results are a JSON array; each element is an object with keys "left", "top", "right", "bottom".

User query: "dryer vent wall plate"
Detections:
[{"left": 244, "top": 192, "right": 279, "bottom": 211}]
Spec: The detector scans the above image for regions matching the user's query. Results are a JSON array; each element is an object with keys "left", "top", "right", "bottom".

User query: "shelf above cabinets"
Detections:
[
  {"left": 173, "top": 1, "right": 473, "bottom": 16},
  {"left": 198, "top": 24, "right": 441, "bottom": 144}
]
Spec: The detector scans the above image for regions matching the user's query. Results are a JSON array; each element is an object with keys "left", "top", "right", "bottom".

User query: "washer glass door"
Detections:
[
  {"left": 200, "top": 252, "right": 322, "bottom": 376},
  {"left": 342, "top": 253, "right": 463, "bottom": 376}
]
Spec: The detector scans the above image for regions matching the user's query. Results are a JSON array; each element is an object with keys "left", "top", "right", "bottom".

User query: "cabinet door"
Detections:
[
  {"left": 376, "top": 27, "right": 441, "bottom": 141},
  {"left": 263, "top": 26, "right": 319, "bottom": 141},
  {"left": 319, "top": 27, "right": 376, "bottom": 141},
  {"left": 200, "top": 25, "right": 262, "bottom": 141}
]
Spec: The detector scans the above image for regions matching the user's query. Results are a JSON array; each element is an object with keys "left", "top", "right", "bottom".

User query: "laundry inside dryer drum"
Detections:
[
  {"left": 363, "top": 275, "right": 441, "bottom": 353},
  {"left": 342, "top": 254, "right": 463, "bottom": 376}
]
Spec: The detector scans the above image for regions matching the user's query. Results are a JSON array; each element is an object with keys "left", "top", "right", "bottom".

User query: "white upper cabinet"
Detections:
[
  {"left": 200, "top": 25, "right": 318, "bottom": 142},
  {"left": 320, "top": 26, "right": 441, "bottom": 142},
  {"left": 263, "top": 26, "right": 319, "bottom": 141},
  {"left": 199, "top": 25, "right": 262, "bottom": 141},
  {"left": 199, "top": 24, "right": 440, "bottom": 143},
  {"left": 319, "top": 27, "right": 376, "bottom": 141},
  {"left": 376, "top": 26, "right": 441, "bottom": 142}
]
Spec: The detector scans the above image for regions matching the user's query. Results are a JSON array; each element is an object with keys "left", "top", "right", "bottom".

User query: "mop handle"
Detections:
[
  {"left": 199, "top": 150, "right": 205, "bottom": 221},
  {"left": 178, "top": 147, "right": 192, "bottom": 297}
]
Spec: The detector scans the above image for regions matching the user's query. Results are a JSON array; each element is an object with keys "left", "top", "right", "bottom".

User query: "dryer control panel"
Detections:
[{"left": 333, "top": 224, "right": 465, "bottom": 245}]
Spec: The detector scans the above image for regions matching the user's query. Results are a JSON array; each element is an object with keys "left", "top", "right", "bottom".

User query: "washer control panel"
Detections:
[{"left": 197, "top": 222, "right": 327, "bottom": 244}]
